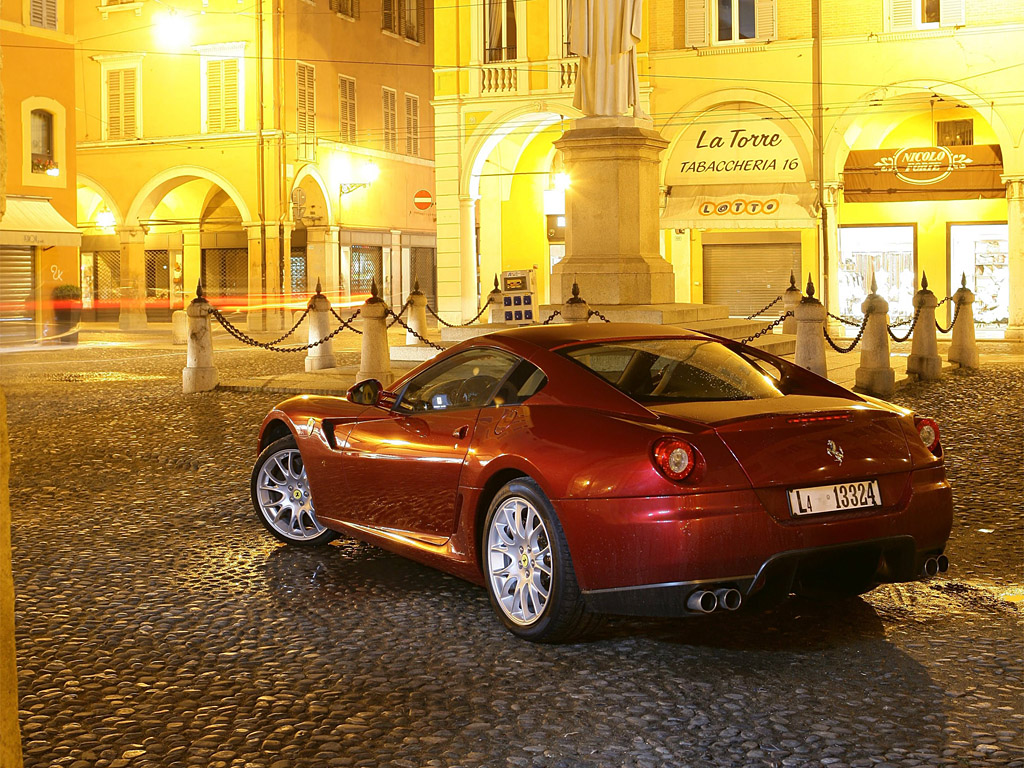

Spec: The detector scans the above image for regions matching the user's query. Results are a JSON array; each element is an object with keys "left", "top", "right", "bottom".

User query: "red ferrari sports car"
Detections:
[{"left": 251, "top": 323, "right": 953, "bottom": 642}]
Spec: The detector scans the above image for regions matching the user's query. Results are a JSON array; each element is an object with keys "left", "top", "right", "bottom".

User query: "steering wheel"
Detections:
[{"left": 455, "top": 375, "right": 499, "bottom": 407}]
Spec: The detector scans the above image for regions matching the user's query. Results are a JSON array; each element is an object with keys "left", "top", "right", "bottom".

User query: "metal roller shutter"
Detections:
[
  {"left": 0, "top": 245, "right": 36, "bottom": 344},
  {"left": 703, "top": 243, "right": 801, "bottom": 317}
]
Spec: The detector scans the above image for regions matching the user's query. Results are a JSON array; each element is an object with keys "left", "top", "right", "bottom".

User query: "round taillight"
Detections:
[
  {"left": 916, "top": 417, "right": 940, "bottom": 452},
  {"left": 652, "top": 437, "right": 698, "bottom": 481}
]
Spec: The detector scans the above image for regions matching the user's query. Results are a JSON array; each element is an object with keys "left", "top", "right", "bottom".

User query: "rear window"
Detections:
[{"left": 562, "top": 339, "right": 783, "bottom": 403}]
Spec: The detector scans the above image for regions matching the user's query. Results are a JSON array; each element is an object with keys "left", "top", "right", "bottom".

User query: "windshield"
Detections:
[{"left": 562, "top": 339, "right": 783, "bottom": 403}]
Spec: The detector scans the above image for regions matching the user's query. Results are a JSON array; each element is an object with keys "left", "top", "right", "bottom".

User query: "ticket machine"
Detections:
[{"left": 499, "top": 269, "right": 537, "bottom": 325}]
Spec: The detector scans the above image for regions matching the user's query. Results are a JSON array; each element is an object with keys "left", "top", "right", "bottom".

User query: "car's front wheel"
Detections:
[
  {"left": 251, "top": 435, "right": 338, "bottom": 546},
  {"left": 483, "top": 478, "right": 599, "bottom": 642}
]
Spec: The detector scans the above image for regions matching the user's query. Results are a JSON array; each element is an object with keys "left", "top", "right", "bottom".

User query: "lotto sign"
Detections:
[
  {"left": 413, "top": 190, "right": 433, "bottom": 210},
  {"left": 699, "top": 198, "right": 781, "bottom": 216}
]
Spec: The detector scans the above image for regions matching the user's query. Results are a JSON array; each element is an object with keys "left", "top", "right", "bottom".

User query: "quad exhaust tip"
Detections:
[
  {"left": 687, "top": 587, "right": 743, "bottom": 614},
  {"left": 922, "top": 555, "right": 950, "bottom": 578}
]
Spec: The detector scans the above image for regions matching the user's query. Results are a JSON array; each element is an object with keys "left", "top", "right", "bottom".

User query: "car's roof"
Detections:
[{"left": 470, "top": 322, "right": 709, "bottom": 351}]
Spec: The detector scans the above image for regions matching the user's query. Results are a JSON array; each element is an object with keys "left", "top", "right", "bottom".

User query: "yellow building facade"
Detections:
[
  {"left": 432, "top": 0, "right": 1024, "bottom": 336},
  {"left": 1, "top": 0, "right": 82, "bottom": 343},
  {"left": 73, "top": 0, "right": 435, "bottom": 330}
]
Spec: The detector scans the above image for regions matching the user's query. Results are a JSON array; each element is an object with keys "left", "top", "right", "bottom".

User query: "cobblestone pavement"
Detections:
[{"left": 1, "top": 340, "right": 1021, "bottom": 768}]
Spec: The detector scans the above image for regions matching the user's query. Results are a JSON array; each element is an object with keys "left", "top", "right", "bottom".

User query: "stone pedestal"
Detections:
[
  {"left": 782, "top": 273, "right": 802, "bottom": 335},
  {"left": 356, "top": 297, "right": 394, "bottom": 386},
  {"left": 305, "top": 291, "right": 336, "bottom": 372},
  {"left": 855, "top": 288, "right": 895, "bottom": 397},
  {"left": 406, "top": 289, "right": 429, "bottom": 345},
  {"left": 171, "top": 309, "right": 188, "bottom": 345},
  {"left": 794, "top": 282, "right": 828, "bottom": 377},
  {"left": 907, "top": 278, "right": 942, "bottom": 381},
  {"left": 553, "top": 116, "right": 674, "bottom": 305},
  {"left": 948, "top": 281, "right": 980, "bottom": 369},
  {"left": 182, "top": 297, "right": 218, "bottom": 394}
]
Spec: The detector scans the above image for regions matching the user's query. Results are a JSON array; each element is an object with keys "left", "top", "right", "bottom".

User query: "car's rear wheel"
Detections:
[
  {"left": 251, "top": 435, "right": 338, "bottom": 546},
  {"left": 483, "top": 478, "right": 599, "bottom": 643}
]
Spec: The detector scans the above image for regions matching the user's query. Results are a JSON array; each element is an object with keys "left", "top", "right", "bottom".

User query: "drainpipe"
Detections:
[{"left": 813, "top": 0, "right": 828, "bottom": 311}]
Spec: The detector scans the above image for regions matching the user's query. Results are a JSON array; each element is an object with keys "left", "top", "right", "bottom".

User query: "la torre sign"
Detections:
[{"left": 665, "top": 110, "right": 807, "bottom": 188}]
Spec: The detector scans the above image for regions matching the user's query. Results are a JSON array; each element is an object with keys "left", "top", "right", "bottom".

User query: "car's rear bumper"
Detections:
[{"left": 557, "top": 466, "right": 952, "bottom": 608}]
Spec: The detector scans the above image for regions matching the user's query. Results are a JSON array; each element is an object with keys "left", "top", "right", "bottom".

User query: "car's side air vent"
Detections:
[{"left": 321, "top": 421, "right": 338, "bottom": 449}]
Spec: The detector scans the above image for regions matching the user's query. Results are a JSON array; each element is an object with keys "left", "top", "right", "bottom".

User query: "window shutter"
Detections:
[
  {"left": 339, "top": 76, "right": 357, "bottom": 144},
  {"left": 890, "top": 0, "right": 914, "bottom": 30},
  {"left": 122, "top": 69, "right": 136, "bottom": 138},
  {"left": 382, "top": 0, "right": 393, "bottom": 31},
  {"left": 207, "top": 60, "right": 223, "bottom": 133},
  {"left": 223, "top": 59, "right": 239, "bottom": 131},
  {"left": 30, "top": 0, "right": 45, "bottom": 27},
  {"left": 351, "top": 0, "right": 359, "bottom": 18},
  {"left": 405, "top": 94, "right": 419, "bottom": 156},
  {"left": 44, "top": 0, "right": 57, "bottom": 29},
  {"left": 939, "top": 0, "right": 964, "bottom": 27},
  {"left": 417, "top": 0, "right": 425, "bottom": 42},
  {"left": 755, "top": 0, "right": 776, "bottom": 40},
  {"left": 107, "top": 70, "right": 122, "bottom": 140},
  {"left": 398, "top": 0, "right": 406, "bottom": 36},
  {"left": 382, "top": 89, "right": 396, "bottom": 152},
  {"left": 684, "top": 0, "right": 708, "bottom": 48}
]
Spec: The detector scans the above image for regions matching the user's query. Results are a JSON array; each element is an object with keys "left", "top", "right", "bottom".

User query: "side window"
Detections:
[
  {"left": 396, "top": 350, "right": 519, "bottom": 413},
  {"left": 493, "top": 360, "right": 547, "bottom": 406}
]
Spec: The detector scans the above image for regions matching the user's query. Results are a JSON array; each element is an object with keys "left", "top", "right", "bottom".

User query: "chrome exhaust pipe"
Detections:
[
  {"left": 714, "top": 588, "right": 742, "bottom": 611},
  {"left": 936, "top": 554, "right": 949, "bottom": 573},
  {"left": 686, "top": 590, "right": 718, "bottom": 613},
  {"left": 921, "top": 557, "right": 939, "bottom": 578}
]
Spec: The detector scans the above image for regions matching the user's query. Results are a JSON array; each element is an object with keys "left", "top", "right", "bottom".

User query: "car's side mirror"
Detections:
[{"left": 347, "top": 378, "right": 383, "bottom": 406}]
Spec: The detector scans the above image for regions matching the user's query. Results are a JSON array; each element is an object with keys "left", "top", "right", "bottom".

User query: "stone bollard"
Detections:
[
  {"left": 854, "top": 273, "right": 895, "bottom": 397},
  {"left": 305, "top": 279, "right": 336, "bottom": 372},
  {"left": 356, "top": 280, "right": 394, "bottom": 386},
  {"left": 782, "top": 270, "right": 802, "bottom": 335},
  {"left": 487, "top": 275, "right": 505, "bottom": 324},
  {"left": 794, "top": 275, "right": 828, "bottom": 377},
  {"left": 562, "top": 280, "right": 591, "bottom": 323},
  {"left": 948, "top": 273, "right": 980, "bottom": 369},
  {"left": 907, "top": 272, "right": 942, "bottom": 381},
  {"left": 406, "top": 282, "right": 429, "bottom": 345},
  {"left": 171, "top": 309, "right": 188, "bottom": 345},
  {"left": 182, "top": 282, "right": 218, "bottom": 393}
]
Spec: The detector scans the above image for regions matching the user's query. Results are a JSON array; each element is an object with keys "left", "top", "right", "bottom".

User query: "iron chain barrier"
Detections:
[
  {"left": 426, "top": 299, "right": 493, "bottom": 328},
  {"left": 387, "top": 301, "right": 411, "bottom": 328},
  {"left": 935, "top": 300, "right": 963, "bottom": 334},
  {"left": 588, "top": 309, "right": 613, "bottom": 323},
  {"left": 746, "top": 295, "right": 782, "bottom": 320},
  {"left": 210, "top": 305, "right": 361, "bottom": 353},
  {"left": 887, "top": 306, "right": 923, "bottom": 343},
  {"left": 330, "top": 307, "right": 364, "bottom": 335},
  {"left": 386, "top": 307, "right": 446, "bottom": 351},
  {"left": 824, "top": 314, "right": 870, "bottom": 354},
  {"left": 541, "top": 310, "right": 562, "bottom": 325},
  {"left": 741, "top": 312, "right": 792, "bottom": 344}
]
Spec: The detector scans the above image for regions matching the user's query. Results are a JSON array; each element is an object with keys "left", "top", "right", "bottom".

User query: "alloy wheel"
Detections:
[{"left": 486, "top": 495, "right": 553, "bottom": 625}]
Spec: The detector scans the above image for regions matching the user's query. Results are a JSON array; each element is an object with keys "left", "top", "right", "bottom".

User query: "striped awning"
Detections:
[{"left": 0, "top": 195, "right": 82, "bottom": 247}]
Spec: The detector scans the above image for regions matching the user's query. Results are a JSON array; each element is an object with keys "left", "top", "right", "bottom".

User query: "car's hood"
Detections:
[{"left": 649, "top": 395, "right": 913, "bottom": 488}]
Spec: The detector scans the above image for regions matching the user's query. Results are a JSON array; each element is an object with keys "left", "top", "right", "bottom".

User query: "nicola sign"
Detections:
[{"left": 874, "top": 146, "right": 972, "bottom": 185}]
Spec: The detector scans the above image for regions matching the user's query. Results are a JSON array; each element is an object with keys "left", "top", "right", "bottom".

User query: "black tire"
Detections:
[
  {"left": 482, "top": 478, "right": 601, "bottom": 643},
  {"left": 251, "top": 435, "right": 339, "bottom": 547}
]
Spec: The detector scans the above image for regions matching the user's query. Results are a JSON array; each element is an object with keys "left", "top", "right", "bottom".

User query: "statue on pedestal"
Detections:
[{"left": 569, "top": 0, "right": 647, "bottom": 118}]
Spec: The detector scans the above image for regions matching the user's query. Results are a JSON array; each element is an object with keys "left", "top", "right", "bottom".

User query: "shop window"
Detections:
[
  {"left": 296, "top": 62, "right": 316, "bottom": 161},
  {"left": 30, "top": 110, "right": 56, "bottom": 175},
  {"left": 339, "top": 76, "right": 357, "bottom": 144},
  {"left": 29, "top": 0, "right": 57, "bottom": 30},
  {"left": 405, "top": 94, "right": 419, "bottom": 156},
  {"left": 329, "top": 0, "right": 358, "bottom": 18},
  {"left": 838, "top": 226, "right": 916, "bottom": 324},
  {"left": 888, "top": 0, "right": 964, "bottom": 30},
  {"left": 382, "top": 88, "right": 397, "bottom": 153},
  {"left": 950, "top": 224, "right": 1008, "bottom": 325},
  {"left": 936, "top": 119, "right": 973, "bottom": 147},
  {"left": 484, "top": 0, "right": 517, "bottom": 62}
]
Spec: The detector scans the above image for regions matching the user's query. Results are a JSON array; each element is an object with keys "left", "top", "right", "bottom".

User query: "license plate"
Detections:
[{"left": 788, "top": 480, "right": 882, "bottom": 516}]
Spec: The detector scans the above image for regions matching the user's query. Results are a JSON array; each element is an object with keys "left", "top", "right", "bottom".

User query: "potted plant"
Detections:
[{"left": 52, "top": 283, "right": 82, "bottom": 345}]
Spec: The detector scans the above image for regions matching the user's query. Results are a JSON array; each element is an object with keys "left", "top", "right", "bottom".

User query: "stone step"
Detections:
[{"left": 538, "top": 302, "right": 733, "bottom": 325}]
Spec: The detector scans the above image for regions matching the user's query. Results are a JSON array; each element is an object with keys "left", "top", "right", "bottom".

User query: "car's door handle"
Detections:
[{"left": 452, "top": 425, "right": 469, "bottom": 439}]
